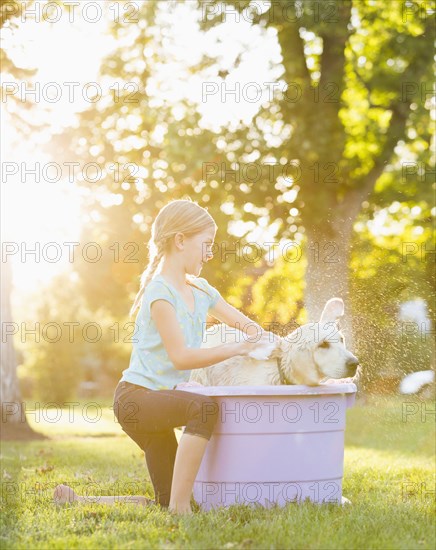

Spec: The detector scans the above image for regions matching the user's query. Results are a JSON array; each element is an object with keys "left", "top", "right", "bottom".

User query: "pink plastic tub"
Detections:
[{"left": 179, "top": 383, "right": 357, "bottom": 511}]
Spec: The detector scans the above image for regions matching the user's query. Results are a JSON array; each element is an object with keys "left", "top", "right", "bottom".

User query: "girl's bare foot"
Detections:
[
  {"left": 168, "top": 504, "right": 192, "bottom": 516},
  {"left": 53, "top": 484, "right": 78, "bottom": 505}
]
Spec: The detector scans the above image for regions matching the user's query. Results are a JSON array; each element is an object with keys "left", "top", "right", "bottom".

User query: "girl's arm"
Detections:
[
  {"left": 151, "top": 300, "right": 258, "bottom": 371},
  {"left": 209, "top": 296, "right": 269, "bottom": 338}
]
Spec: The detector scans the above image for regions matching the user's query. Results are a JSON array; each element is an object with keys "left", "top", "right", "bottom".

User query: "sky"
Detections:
[
  {"left": 2, "top": 1, "right": 114, "bottom": 295},
  {"left": 2, "top": 0, "right": 284, "bottom": 302}
]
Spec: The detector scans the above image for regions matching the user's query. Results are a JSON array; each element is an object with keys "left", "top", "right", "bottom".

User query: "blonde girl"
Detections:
[{"left": 54, "top": 198, "right": 272, "bottom": 515}]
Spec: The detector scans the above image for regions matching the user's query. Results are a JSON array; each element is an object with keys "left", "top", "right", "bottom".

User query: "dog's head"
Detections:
[{"left": 276, "top": 298, "right": 360, "bottom": 386}]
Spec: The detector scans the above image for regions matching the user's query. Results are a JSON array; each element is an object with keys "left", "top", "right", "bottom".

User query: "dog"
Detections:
[{"left": 188, "top": 298, "right": 359, "bottom": 387}]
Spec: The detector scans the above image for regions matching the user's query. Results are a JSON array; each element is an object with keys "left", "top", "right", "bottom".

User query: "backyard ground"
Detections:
[{"left": 1, "top": 394, "right": 434, "bottom": 550}]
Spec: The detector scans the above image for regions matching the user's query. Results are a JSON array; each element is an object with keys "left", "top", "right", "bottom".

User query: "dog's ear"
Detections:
[{"left": 320, "top": 298, "right": 344, "bottom": 325}]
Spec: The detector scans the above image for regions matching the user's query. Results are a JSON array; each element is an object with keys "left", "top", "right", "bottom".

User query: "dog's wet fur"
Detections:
[{"left": 189, "top": 298, "right": 360, "bottom": 387}]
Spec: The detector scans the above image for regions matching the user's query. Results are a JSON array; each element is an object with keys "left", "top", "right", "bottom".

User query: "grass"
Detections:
[{"left": 1, "top": 395, "right": 434, "bottom": 549}]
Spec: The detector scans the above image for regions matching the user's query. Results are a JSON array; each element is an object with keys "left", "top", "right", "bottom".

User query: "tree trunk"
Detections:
[
  {"left": 1, "top": 260, "right": 45, "bottom": 440},
  {"left": 303, "top": 215, "right": 355, "bottom": 351}
]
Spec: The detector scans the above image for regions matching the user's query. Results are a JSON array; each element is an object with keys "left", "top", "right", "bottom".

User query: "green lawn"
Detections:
[{"left": 1, "top": 395, "right": 434, "bottom": 549}]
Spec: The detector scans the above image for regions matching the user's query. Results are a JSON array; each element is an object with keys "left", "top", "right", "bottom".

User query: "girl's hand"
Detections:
[
  {"left": 236, "top": 332, "right": 279, "bottom": 360},
  {"left": 260, "top": 330, "right": 281, "bottom": 346}
]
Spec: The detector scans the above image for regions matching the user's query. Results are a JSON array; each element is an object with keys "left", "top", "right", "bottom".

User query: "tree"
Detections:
[
  {"left": 49, "top": 0, "right": 433, "bottom": 358},
  {"left": 196, "top": 0, "right": 434, "bottom": 346},
  {"left": 1, "top": 0, "right": 46, "bottom": 439},
  {"left": 1, "top": 261, "right": 45, "bottom": 439}
]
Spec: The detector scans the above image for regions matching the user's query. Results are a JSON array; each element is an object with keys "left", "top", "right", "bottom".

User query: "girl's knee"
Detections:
[
  {"left": 185, "top": 397, "right": 219, "bottom": 438},
  {"left": 199, "top": 398, "right": 219, "bottom": 429}
]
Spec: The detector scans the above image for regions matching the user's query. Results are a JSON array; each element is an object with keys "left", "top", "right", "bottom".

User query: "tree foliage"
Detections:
[{"left": 42, "top": 0, "right": 434, "bottom": 388}]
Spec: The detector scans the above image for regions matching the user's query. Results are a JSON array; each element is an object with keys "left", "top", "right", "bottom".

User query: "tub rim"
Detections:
[{"left": 176, "top": 383, "right": 357, "bottom": 396}]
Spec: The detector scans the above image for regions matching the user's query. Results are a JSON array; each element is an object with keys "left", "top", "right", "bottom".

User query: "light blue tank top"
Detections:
[{"left": 119, "top": 274, "right": 221, "bottom": 390}]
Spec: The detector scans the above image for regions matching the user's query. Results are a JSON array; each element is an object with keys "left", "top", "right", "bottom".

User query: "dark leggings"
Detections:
[{"left": 113, "top": 380, "right": 219, "bottom": 508}]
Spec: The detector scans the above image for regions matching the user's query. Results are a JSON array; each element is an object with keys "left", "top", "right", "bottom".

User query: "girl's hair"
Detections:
[{"left": 129, "top": 198, "right": 217, "bottom": 319}]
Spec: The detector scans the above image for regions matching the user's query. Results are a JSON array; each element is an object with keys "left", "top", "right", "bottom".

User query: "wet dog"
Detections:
[{"left": 188, "top": 298, "right": 359, "bottom": 386}]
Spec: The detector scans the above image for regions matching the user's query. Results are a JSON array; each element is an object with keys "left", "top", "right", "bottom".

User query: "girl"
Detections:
[{"left": 54, "top": 198, "right": 275, "bottom": 515}]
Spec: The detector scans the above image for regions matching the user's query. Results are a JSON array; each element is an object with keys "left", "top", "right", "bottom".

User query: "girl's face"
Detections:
[{"left": 185, "top": 228, "right": 216, "bottom": 276}]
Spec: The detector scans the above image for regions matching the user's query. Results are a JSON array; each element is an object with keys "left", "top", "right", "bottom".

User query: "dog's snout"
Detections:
[
  {"left": 346, "top": 357, "right": 359, "bottom": 368},
  {"left": 346, "top": 356, "right": 359, "bottom": 376}
]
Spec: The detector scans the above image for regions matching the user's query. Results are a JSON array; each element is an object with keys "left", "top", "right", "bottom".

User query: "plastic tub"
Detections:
[{"left": 179, "top": 383, "right": 357, "bottom": 511}]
